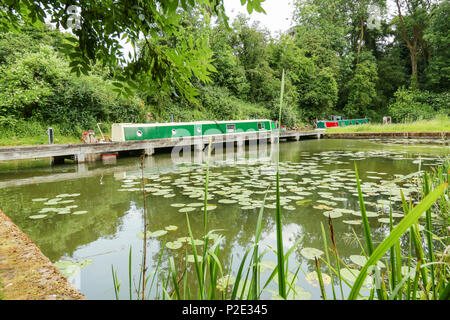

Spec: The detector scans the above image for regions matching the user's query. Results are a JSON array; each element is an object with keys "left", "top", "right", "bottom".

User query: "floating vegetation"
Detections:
[
  {"left": 29, "top": 214, "right": 47, "bottom": 219},
  {"left": 54, "top": 259, "right": 93, "bottom": 278},
  {"left": 166, "top": 241, "right": 183, "bottom": 250},
  {"left": 305, "top": 272, "right": 331, "bottom": 287},
  {"left": 300, "top": 248, "right": 324, "bottom": 260},
  {"left": 72, "top": 210, "right": 88, "bottom": 215}
]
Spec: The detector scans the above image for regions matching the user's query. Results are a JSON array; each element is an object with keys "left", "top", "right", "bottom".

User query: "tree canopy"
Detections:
[{"left": 0, "top": 0, "right": 448, "bottom": 137}]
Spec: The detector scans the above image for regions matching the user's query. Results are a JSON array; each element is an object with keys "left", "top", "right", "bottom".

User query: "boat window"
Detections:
[
  {"left": 172, "top": 129, "right": 177, "bottom": 135},
  {"left": 258, "top": 123, "right": 265, "bottom": 130},
  {"left": 137, "top": 130, "right": 143, "bottom": 137},
  {"left": 197, "top": 127, "right": 201, "bottom": 133},
  {"left": 227, "top": 124, "right": 236, "bottom": 132}
]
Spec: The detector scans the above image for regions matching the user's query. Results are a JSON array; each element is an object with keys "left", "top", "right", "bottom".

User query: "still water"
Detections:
[{"left": 0, "top": 138, "right": 448, "bottom": 300}]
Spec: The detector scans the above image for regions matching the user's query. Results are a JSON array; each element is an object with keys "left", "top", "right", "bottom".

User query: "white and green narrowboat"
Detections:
[{"left": 111, "top": 120, "right": 276, "bottom": 142}]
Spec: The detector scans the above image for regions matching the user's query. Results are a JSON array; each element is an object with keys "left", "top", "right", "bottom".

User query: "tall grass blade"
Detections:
[
  {"left": 348, "top": 183, "right": 448, "bottom": 300},
  {"left": 275, "top": 69, "right": 286, "bottom": 299}
]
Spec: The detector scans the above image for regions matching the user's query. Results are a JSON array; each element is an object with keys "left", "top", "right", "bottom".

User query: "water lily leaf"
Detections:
[
  {"left": 217, "top": 275, "right": 236, "bottom": 291},
  {"left": 32, "top": 198, "right": 48, "bottom": 202},
  {"left": 296, "top": 200, "right": 312, "bottom": 206},
  {"left": 350, "top": 255, "right": 385, "bottom": 269},
  {"left": 187, "top": 202, "right": 204, "bottom": 207},
  {"left": 163, "top": 194, "right": 176, "bottom": 198},
  {"left": 313, "top": 204, "right": 334, "bottom": 210},
  {"left": 136, "top": 231, "right": 151, "bottom": 239},
  {"left": 72, "top": 211, "right": 88, "bottom": 215},
  {"left": 59, "top": 200, "right": 75, "bottom": 204},
  {"left": 166, "top": 241, "right": 183, "bottom": 250},
  {"left": 29, "top": 214, "right": 47, "bottom": 220},
  {"left": 76, "top": 259, "right": 94, "bottom": 268},
  {"left": 259, "top": 261, "right": 277, "bottom": 273},
  {"left": 186, "top": 255, "right": 203, "bottom": 263},
  {"left": 165, "top": 225, "right": 178, "bottom": 231},
  {"left": 177, "top": 236, "right": 191, "bottom": 243},
  {"left": 170, "top": 203, "right": 186, "bottom": 208},
  {"left": 218, "top": 199, "right": 237, "bottom": 204},
  {"left": 149, "top": 230, "right": 168, "bottom": 237},
  {"left": 343, "top": 220, "right": 362, "bottom": 225},
  {"left": 340, "top": 268, "right": 373, "bottom": 287},
  {"left": 305, "top": 272, "right": 331, "bottom": 287},
  {"left": 179, "top": 207, "right": 196, "bottom": 213},
  {"left": 270, "top": 286, "right": 311, "bottom": 300},
  {"left": 300, "top": 247, "right": 324, "bottom": 260},
  {"left": 274, "top": 271, "right": 298, "bottom": 285},
  {"left": 378, "top": 218, "right": 391, "bottom": 224},
  {"left": 323, "top": 211, "right": 343, "bottom": 219}
]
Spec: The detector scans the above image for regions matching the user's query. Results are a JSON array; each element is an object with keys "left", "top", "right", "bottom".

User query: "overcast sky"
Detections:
[{"left": 223, "top": 0, "right": 295, "bottom": 36}]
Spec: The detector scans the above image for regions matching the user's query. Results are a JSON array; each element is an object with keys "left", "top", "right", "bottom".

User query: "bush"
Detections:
[
  {"left": 388, "top": 87, "right": 450, "bottom": 122},
  {"left": 0, "top": 42, "right": 145, "bottom": 136}
]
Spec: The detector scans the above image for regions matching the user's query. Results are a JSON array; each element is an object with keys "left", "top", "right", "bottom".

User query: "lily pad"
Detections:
[
  {"left": 270, "top": 286, "right": 311, "bottom": 300},
  {"left": 343, "top": 220, "right": 362, "bottom": 225},
  {"left": 216, "top": 275, "right": 236, "bottom": 292},
  {"left": 300, "top": 247, "right": 324, "bottom": 260},
  {"left": 296, "top": 200, "right": 312, "bottom": 206},
  {"left": 185, "top": 255, "right": 203, "bottom": 263},
  {"left": 72, "top": 211, "right": 88, "bottom": 215},
  {"left": 259, "top": 261, "right": 277, "bottom": 273},
  {"left": 76, "top": 259, "right": 94, "bottom": 268},
  {"left": 305, "top": 272, "right": 331, "bottom": 287},
  {"left": 179, "top": 207, "right": 196, "bottom": 213},
  {"left": 170, "top": 203, "right": 186, "bottom": 208},
  {"left": 340, "top": 268, "right": 373, "bottom": 287},
  {"left": 218, "top": 199, "right": 237, "bottom": 204},
  {"left": 165, "top": 225, "right": 178, "bottom": 231},
  {"left": 349, "top": 255, "right": 385, "bottom": 269},
  {"left": 149, "top": 230, "right": 168, "bottom": 237},
  {"left": 29, "top": 214, "right": 47, "bottom": 220},
  {"left": 31, "top": 198, "right": 48, "bottom": 202},
  {"left": 166, "top": 241, "right": 183, "bottom": 250},
  {"left": 323, "top": 211, "right": 343, "bottom": 219}
]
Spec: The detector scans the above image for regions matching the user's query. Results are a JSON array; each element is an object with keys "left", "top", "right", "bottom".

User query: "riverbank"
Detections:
[
  {"left": 324, "top": 131, "right": 449, "bottom": 139},
  {"left": 0, "top": 210, "right": 86, "bottom": 300},
  {"left": 325, "top": 117, "right": 450, "bottom": 133}
]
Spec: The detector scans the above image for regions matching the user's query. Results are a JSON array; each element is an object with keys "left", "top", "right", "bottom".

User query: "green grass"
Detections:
[
  {"left": 0, "top": 120, "right": 112, "bottom": 147},
  {"left": 0, "top": 135, "right": 82, "bottom": 146},
  {"left": 326, "top": 116, "right": 450, "bottom": 133}
]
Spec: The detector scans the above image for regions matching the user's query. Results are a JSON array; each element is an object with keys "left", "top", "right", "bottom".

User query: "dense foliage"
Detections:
[
  {"left": 0, "top": 0, "right": 448, "bottom": 140},
  {"left": 0, "top": 26, "right": 145, "bottom": 136}
]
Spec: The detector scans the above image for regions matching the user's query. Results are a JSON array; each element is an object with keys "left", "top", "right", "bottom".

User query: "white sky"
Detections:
[{"left": 223, "top": 0, "right": 295, "bottom": 36}]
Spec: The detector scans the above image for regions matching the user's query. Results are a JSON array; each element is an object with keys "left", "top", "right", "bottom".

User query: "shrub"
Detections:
[{"left": 388, "top": 87, "right": 450, "bottom": 122}]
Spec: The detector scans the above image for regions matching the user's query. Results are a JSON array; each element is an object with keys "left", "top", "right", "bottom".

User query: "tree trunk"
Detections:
[{"left": 410, "top": 46, "right": 419, "bottom": 89}]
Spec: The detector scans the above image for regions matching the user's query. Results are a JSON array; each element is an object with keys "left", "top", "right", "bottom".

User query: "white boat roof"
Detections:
[{"left": 112, "top": 120, "right": 273, "bottom": 127}]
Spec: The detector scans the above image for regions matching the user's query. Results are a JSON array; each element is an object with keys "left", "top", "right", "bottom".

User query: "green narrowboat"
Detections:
[
  {"left": 316, "top": 118, "right": 369, "bottom": 129},
  {"left": 111, "top": 120, "right": 276, "bottom": 142}
]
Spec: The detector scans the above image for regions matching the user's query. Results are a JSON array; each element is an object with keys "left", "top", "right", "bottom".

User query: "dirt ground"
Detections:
[{"left": 0, "top": 210, "right": 85, "bottom": 300}]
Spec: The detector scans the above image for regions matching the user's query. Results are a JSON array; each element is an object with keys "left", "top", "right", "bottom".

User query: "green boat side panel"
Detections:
[{"left": 117, "top": 120, "right": 273, "bottom": 142}]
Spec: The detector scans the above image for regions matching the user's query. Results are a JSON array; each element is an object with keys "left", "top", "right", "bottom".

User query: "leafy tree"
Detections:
[
  {"left": 424, "top": 0, "right": 450, "bottom": 92},
  {"left": 0, "top": 0, "right": 266, "bottom": 101},
  {"left": 344, "top": 53, "right": 379, "bottom": 119},
  {"left": 393, "top": 0, "right": 432, "bottom": 88}
]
